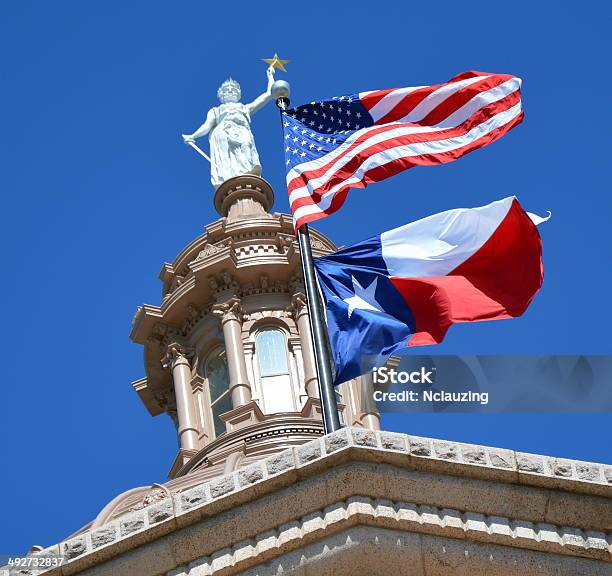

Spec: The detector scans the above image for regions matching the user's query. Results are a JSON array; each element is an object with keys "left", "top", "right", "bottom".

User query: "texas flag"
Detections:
[{"left": 314, "top": 197, "right": 550, "bottom": 384}]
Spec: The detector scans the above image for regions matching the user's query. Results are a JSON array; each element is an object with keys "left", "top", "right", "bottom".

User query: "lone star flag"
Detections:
[
  {"left": 313, "top": 197, "right": 549, "bottom": 385},
  {"left": 283, "top": 71, "right": 523, "bottom": 230}
]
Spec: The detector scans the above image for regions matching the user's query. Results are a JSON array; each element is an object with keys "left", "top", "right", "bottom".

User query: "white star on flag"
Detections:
[{"left": 343, "top": 276, "right": 389, "bottom": 319}]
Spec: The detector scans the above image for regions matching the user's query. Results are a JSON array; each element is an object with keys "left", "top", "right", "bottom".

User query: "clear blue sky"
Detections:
[{"left": 1, "top": 0, "right": 610, "bottom": 551}]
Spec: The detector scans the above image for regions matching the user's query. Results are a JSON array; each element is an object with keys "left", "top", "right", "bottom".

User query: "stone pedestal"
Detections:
[{"left": 214, "top": 175, "right": 274, "bottom": 220}]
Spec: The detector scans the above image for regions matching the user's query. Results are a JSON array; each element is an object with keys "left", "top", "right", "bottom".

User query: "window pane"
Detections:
[
  {"left": 204, "top": 350, "right": 230, "bottom": 438},
  {"left": 207, "top": 354, "right": 229, "bottom": 403},
  {"left": 257, "top": 329, "right": 289, "bottom": 376}
]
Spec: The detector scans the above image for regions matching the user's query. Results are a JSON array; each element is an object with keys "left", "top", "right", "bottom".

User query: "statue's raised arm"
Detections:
[{"left": 245, "top": 66, "right": 275, "bottom": 115}]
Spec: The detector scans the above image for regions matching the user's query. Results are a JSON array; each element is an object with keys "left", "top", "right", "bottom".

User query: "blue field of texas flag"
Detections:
[{"left": 314, "top": 197, "right": 550, "bottom": 384}]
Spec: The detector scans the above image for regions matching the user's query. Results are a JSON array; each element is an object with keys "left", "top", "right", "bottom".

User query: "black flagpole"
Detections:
[{"left": 274, "top": 84, "right": 342, "bottom": 434}]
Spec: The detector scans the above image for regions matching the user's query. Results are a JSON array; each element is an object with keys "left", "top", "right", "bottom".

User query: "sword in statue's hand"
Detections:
[{"left": 182, "top": 135, "right": 211, "bottom": 163}]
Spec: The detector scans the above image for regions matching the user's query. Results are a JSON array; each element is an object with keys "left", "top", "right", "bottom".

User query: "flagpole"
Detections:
[
  {"left": 295, "top": 223, "right": 342, "bottom": 433},
  {"left": 273, "top": 82, "right": 342, "bottom": 434}
]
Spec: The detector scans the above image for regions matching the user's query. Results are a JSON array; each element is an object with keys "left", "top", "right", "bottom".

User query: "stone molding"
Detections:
[
  {"left": 164, "top": 497, "right": 611, "bottom": 575},
  {"left": 24, "top": 428, "right": 612, "bottom": 575},
  {"left": 61, "top": 497, "right": 612, "bottom": 576}
]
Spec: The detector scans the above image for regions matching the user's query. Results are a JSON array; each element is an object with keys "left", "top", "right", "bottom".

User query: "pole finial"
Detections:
[{"left": 272, "top": 80, "right": 291, "bottom": 109}]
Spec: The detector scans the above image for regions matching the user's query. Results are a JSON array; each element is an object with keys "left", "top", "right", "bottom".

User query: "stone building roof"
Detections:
[{"left": 19, "top": 427, "right": 612, "bottom": 575}]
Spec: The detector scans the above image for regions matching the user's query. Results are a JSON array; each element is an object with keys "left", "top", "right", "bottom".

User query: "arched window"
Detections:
[
  {"left": 257, "top": 329, "right": 289, "bottom": 376},
  {"left": 202, "top": 349, "right": 231, "bottom": 438},
  {"left": 256, "top": 328, "right": 295, "bottom": 413}
]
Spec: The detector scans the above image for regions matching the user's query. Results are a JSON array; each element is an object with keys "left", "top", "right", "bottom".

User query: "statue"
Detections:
[{"left": 182, "top": 66, "right": 277, "bottom": 189}]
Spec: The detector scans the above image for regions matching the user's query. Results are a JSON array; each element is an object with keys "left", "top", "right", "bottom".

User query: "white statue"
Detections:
[{"left": 182, "top": 66, "right": 276, "bottom": 188}]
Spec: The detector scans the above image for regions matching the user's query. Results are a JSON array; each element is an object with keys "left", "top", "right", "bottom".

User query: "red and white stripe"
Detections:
[{"left": 288, "top": 71, "right": 523, "bottom": 230}]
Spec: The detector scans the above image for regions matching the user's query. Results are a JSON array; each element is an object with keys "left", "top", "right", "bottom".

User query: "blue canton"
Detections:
[
  {"left": 314, "top": 236, "right": 415, "bottom": 385},
  {"left": 283, "top": 95, "right": 373, "bottom": 169}
]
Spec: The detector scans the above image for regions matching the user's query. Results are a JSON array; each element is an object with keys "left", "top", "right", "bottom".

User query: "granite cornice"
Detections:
[{"left": 26, "top": 428, "right": 612, "bottom": 576}]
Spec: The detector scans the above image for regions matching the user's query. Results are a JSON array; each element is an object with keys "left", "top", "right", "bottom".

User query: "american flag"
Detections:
[{"left": 283, "top": 71, "right": 523, "bottom": 230}]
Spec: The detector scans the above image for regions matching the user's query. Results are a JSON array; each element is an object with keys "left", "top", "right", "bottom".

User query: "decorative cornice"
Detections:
[
  {"left": 163, "top": 498, "right": 612, "bottom": 575},
  {"left": 191, "top": 239, "right": 233, "bottom": 265},
  {"left": 32, "top": 428, "right": 612, "bottom": 576},
  {"left": 241, "top": 280, "right": 288, "bottom": 297},
  {"left": 144, "top": 212, "right": 335, "bottom": 306},
  {"left": 243, "top": 426, "right": 324, "bottom": 444}
]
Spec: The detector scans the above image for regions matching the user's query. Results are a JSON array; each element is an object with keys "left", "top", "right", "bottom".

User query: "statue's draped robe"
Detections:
[{"left": 209, "top": 103, "right": 262, "bottom": 188}]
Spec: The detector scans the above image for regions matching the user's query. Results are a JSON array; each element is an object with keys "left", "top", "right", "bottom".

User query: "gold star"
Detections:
[{"left": 262, "top": 53, "right": 290, "bottom": 72}]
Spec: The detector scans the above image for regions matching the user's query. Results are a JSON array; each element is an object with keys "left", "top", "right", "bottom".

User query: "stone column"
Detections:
[
  {"left": 359, "top": 372, "right": 381, "bottom": 431},
  {"left": 291, "top": 293, "right": 319, "bottom": 398},
  {"left": 165, "top": 344, "right": 199, "bottom": 451},
  {"left": 213, "top": 298, "right": 252, "bottom": 407}
]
